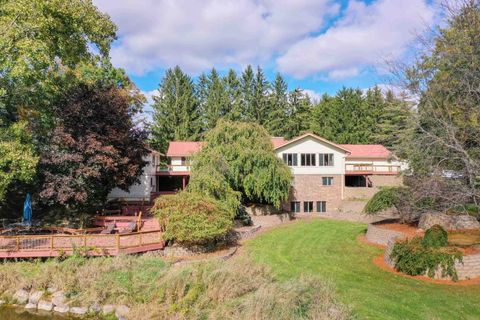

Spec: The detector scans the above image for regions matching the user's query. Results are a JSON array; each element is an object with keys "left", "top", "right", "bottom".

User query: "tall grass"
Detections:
[{"left": 0, "top": 255, "right": 351, "bottom": 320}]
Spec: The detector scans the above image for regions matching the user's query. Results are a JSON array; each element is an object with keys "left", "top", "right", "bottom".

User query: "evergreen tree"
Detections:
[
  {"left": 197, "top": 68, "right": 229, "bottom": 132},
  {"left": 375, "top": 90, "right": 412, "bottom": 149},
  {"left": 251, "top": 66, "right": 271, "bottom": 125},
  {"left": 239, "top": 65, "right": 255, "bottom": 121},
  {"left": 223, "top": 69, "right": 243, "bottom": 121},
  {"left": 283, "top": 89, "right": 311, "bottom": 139},
  {"left": 151, "top": 66, "right": 200, "bottom": 153},
  {"left": 266, "top": 73, "right": 289, "bottom": 136}
]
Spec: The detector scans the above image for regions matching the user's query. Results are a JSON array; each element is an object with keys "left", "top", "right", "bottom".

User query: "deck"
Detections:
[{"left": 0, "top": 216, "right": 164, "bottom": 259}]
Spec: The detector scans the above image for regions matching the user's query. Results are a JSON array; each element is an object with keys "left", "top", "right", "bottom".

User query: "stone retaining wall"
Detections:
[
  {"left": 365, "top": 220, "right": 405, "bottom": 246},
  {"left": 384, "top": 239, "right": 480, "bottom": 280}
]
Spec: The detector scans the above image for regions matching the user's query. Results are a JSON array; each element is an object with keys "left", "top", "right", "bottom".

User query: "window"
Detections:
[
  {"left": 318, "top": 153, "right": 334, "bottom": 166},
  {"left": 322, "top": 177, "right": 333, "bottom": 186},
  {"left": 301, "top": 153, "right": 316, "bottom": 166},
  {"left": 316, "top": 201, "right": 327, "bottom": 213},
  {"left": 303, "top": 201, "right": 314, "bottom": 213},
  {"left": 282, "top": 153, "right": 298, "bottom": 166},
  {"left": 290, "top": 201, "right": 300, "bottom": 213}
]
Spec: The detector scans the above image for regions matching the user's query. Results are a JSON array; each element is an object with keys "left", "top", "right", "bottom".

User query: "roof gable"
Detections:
[
  {"left": 274, "top": 133, "right": 351, "bottom": 154},
  {"left": 166, "top": 141, "right": 203, "bottom": 157}
]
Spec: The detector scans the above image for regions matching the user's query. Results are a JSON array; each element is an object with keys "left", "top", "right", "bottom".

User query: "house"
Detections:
[{"left": 107, "top": 133, "right": 404, "bottom": 213}]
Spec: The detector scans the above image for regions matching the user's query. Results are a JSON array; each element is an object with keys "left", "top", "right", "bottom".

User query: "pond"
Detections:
[{"left": 0, "top": 307, "right": 77, "bottom": 319}]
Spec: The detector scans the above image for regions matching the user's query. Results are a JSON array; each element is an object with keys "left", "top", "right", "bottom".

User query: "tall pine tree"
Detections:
[{"left": 151, "top": 66, "right": 200, "bottom": 153}]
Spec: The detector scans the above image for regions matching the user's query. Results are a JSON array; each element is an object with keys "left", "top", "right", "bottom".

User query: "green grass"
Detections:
[{"left": 247, "top": 219, "right": 480, "bottom": 320}]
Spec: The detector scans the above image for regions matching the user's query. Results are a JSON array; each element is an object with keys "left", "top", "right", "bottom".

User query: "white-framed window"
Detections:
[
  {"left": 319, "top": 153, "right": 334, "bottom": 166},
  {"left": 301, "top": 153, "right": 316, "bottom": 166},
  {"left": 303, "top": 201, "right": 314, "bottom": 213},
  {"left": 282, "top": 153, "right": 298, "bottom": 166},
  {"left": 290, "top": 201, "right": 301, "bottom": 213},
  {"left": 316, "top": 201, "right": 327, "bottom": 213},
  {"left": 322, "top": 177, "right": 333, "bottom": 186}
]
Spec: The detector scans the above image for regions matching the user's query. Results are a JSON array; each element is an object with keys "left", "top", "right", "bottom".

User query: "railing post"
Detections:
[
  {"left": 16, "top": 236, "right": 20, "bottom": 251},
  {"left": 50, "top": 236, "right": 54, "bottom": 251},
  {"left": 116, "top": 234, "right": 120, "bottom": 251},
  {"left": 139, "top": 233, "right": 143, "bottom": 246},
  {"left": 83, "top": 235, "right": 87, "bottom": 247}
]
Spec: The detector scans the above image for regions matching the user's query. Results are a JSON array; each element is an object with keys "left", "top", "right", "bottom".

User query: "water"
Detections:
[{"left": 0, "top": 307, "right": 76, "bottom": 319}]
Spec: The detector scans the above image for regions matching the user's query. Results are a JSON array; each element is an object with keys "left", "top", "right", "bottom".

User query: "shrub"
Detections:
[
  {"left": 151, "top": 192, "right": 234, "bottom": 245},
  {"left": 363, "top": 187, "right": 402, "bottom": 214},
  {"left": 422, "top": 225, "right": 448, "bottom": 248},
  {"left": 390, "top": 236, "right": 463, "bottom": 281}
]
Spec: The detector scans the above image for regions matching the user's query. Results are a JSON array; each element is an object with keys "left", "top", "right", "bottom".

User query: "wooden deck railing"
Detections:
[
  {"left": 0, "top": 229, "right": 164, "bottom": 257},
  {"left": 345, "top": 164, "right": 401, "bottom": 173}
]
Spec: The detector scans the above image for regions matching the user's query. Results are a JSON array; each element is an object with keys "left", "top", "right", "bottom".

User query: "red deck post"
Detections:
[{"left": 182, "top": 176, "right": 186, "bottom": 189}]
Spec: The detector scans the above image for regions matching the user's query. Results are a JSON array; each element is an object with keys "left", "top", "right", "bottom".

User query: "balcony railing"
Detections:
[
  {"left": 155, "top": 164, "right": 191, "bottom": 172},
  {"left": 345, "top": 164, "right": 401, "bottom": 174}
]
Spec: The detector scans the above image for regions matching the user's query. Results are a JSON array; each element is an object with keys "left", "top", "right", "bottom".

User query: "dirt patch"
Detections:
[{"left": 372, "top": 254, "right": 480, "bottom": 286}]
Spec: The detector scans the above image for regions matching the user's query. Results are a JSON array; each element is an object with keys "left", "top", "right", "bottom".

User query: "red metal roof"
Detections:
[
  {"left": 340, "top": 144, "right": 391, "bottom": 158},
  {"left": 166, "top": 137, "right": 391, "bottom": 160},
  {"left": 166, "top": 141, "right": 203, "bottom": 157},
  {"left": 271, "top": 137, "right": 287, "bottom": 148}
]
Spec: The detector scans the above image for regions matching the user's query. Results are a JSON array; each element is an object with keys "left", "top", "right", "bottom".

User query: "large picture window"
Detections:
[
  {"left": 319, "top": 153, "right": 334, "bottom": 166},
  {"left": 282, "top": 153, "right": 298, "bottom": 166},
  {"left": 303, "top": 201, "right": 314, "bottom": 212},
  {"left": 301, "top": 153, "right": 316, "bottom": 166}
]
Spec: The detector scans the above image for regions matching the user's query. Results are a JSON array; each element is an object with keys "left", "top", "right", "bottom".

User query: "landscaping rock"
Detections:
[
  {"left": 419, "top": 212, "right": 480, "bottom": 230},
  {"left": 115, "top": 305, "right": 130, "bottom": 317},
  {"left": 47, "top": 286, "right": 58, "bottom": 294},
  {"left": 54, "top": 305, "right": 70, "bottom": 313},
  {"left": 0, "top": 299, "right": 5, "bottom": 306},
  {"left": 14, "top": 289, "right": 30, "bottom": 304},
  {"left": 37, "top": 300, "right": 53, "bottom": 311},
  {"left": 25, "top": 302, "right": 37, "bottom": 309},
  {"left": 28, "top": 290, "right": 43, "bottom": 304},
  {"left": 51, "top": 291, "right": 67, "bottom": 306},
  {"left": 70, "top": 306, "right": 88, "bottom": 315},
  {"left": 102, "top": 304, "right": 115, "bottom": 314},
  {"left": 89, "top": 303, "right": 101, "bottom": 313}
]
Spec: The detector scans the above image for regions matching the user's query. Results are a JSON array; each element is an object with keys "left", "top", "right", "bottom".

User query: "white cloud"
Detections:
[
  {"left": 303, "top": 89, "right": 323, "bottom": 102},
  {"left": 277, "top": 0, "right": 435, "bottom": 79},
  {"left": 93, "top": 0, "right": 339, "bottom": 75}
]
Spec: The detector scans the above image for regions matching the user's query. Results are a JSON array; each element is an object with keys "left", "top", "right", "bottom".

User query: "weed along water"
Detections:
[{"left": 0, "top": 307, "right": 76, "bottom": 320}]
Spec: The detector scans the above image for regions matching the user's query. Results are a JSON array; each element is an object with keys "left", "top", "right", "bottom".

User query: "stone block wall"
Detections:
[
  {"left": 384, "top": 238, "right": 480, "bottom": 280},
  {"left": 365, "top": 221, "right": 405, "bottom": 246}
]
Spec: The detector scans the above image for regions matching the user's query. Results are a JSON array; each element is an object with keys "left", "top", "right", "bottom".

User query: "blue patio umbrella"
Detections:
[{"left": 22, "top": 193, "right": 32, "bottom": 226}]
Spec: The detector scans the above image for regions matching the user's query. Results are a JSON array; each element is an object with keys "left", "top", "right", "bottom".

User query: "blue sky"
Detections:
[{"left": 93, "top": 0, "right": 438, "bottom": 104}]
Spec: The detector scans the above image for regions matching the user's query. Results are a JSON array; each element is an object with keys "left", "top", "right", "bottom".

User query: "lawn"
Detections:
[{"left": 247, "top": 219, "right": 480, "bottom": 320}]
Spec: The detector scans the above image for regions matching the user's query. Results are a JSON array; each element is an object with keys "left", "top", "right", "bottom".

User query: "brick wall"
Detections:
[{"left": 283, "top": 174, "right": 343, "bottom": 213}]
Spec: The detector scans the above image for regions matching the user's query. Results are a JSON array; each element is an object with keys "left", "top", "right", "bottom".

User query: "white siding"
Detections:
[
  {"left": 275, "top": 137, "right": 347, "bottom": 175},
  {"left": 107, "top": 155, "right": 156, "bottom": 202}
]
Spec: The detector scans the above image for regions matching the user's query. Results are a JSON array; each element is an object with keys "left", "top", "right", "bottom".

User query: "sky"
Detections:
[{"left": 93, "top": 0, "right": 439, "bottom": 107}]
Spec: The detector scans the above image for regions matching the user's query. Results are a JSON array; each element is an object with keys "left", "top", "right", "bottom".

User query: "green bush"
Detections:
[
  {"left": 422, "top": 225, "right": 448, "bottom": 248},
  {"left": 151, "top": 192, "right": 234, "bottom": 245},
  {"left": 363, "top": 187, "right": 402, "bottom": 214},
  {"left": 390, "top": 236, "right": 463, "bottom": 281}
]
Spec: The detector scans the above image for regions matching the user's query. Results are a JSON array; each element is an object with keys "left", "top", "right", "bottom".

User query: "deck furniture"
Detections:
[
  {"left": 100, "top": 223, "right": 115, "bottom": 234},
  {"left": 119, "top": 221, "right": 137, "bottom": 234}
]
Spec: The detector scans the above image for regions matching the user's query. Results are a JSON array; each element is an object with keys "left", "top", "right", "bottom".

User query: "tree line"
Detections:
[{"left": 151, "top": 66, "right": 412, "bottom": 153}]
